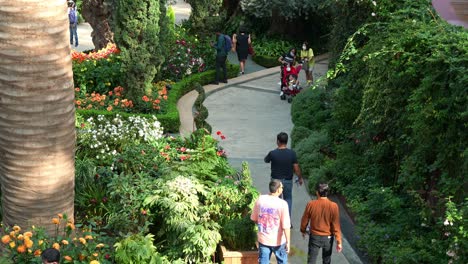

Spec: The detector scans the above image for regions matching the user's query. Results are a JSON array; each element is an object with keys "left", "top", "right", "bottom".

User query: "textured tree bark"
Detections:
[
  {"left": 0, "top": 0, "right": 75, "bottom": 232},
  {"left": 81, "top": 0, "right": 114, "bottom": 50}
]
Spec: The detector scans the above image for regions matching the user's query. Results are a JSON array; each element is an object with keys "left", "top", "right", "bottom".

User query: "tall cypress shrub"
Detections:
[{"left": 113, "top": 0, "right": 164, "bottom": 109}]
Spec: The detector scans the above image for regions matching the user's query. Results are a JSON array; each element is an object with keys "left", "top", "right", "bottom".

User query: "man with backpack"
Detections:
[
  {"left": 211, "top": 32, "right": 231, "bottom": 85},
  {"left": 68, "top": 0, "right": 79, "bottom": 47}
]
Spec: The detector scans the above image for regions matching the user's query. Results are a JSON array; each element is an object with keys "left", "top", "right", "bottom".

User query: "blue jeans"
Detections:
[
  {"left": 258, "top": 242, "right": 288, "bottom": 264},
  {"left": 307, "top": 235, "right": 334, "bottom": 264},
  {"left": 69, "top": 24, "right": 78, "bottom": 46},
  {"left": 274, "top": 178, "right": 293, "bottom": 218}
]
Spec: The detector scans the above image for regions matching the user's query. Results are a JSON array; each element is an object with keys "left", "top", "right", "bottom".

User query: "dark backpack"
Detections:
[
  {"left": 69, "top": 9, "right": 77, "bottom": 24},
  {"left": 224, "top": 35, "right": 232, "bottom": 53}
]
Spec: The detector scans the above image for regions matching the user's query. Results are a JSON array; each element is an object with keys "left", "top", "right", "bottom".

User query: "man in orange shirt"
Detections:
[{"left": 300, "top": 183, "right": 342, "bottom": 264}]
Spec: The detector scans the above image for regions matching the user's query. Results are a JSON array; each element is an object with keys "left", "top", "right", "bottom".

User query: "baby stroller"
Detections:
[{"left": 280, "top": 63, "right": 302, "bottom": 103}]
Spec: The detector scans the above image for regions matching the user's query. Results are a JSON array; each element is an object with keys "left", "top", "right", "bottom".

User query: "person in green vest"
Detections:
[{"left": 300, "top": 42, "right": 315, "bottom": 85}]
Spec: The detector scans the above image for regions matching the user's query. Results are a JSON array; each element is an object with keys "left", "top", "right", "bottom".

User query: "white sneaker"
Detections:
[
  {"left": 278, "top": 82, "right": 282, "bottom": 85},
  {"left": 280, "top": 91, "right": 284, "bottom": 96}
]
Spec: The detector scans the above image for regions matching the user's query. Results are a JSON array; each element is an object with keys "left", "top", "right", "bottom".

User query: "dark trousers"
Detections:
[
  {"left": 308, "top": 235, "right": 334, "bottom": 264},
  {"left": 215, "top": 55, "right": 227, "bottom": 82}
]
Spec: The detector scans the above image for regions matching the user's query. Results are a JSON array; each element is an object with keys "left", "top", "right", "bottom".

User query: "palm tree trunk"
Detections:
[{"left": 0, "top": 0, "right": 75, "bottom": 232}]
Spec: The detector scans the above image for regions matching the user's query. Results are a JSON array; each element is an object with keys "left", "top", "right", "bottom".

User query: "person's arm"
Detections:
[
  {"left": 264, "top": 151, "right": 271, "bottom": 163},
  {"left": 278, "top": 55, "right": 284, "bottom": 63},
  {"left": 331, "top": 204, "right": 342, "bottom": 252},
  {"left": 293, "top": 163, "right": 303, "bottom": 185},
  {"left": 284, "top": 227, "right": 291, "bottom": 253},
  {"left": 248, "top": 34, "right": 251, "bottom": 44},
  {"left": 250, "top": 200, "right": 259, "bottom": 223},
  {"left": 300, "top": 202, "right": 310, "bottom": 238}
]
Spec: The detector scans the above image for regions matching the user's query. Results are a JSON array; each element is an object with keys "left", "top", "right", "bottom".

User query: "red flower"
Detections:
[
  {"left": 221, "top": 135, "right": 226, "bottom": 140},
  {"left": 216, "top": 131, "right": 222, "bottom": 135}
]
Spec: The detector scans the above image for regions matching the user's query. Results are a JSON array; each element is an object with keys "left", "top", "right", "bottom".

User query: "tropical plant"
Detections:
[{"left": 0, "top": 0, "right": 75, "bottom": 232}]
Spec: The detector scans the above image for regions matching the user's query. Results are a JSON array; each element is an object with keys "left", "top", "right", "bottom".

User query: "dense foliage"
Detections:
[
  {"left": 113, "top": 0, "right": 166, "bottom": 110},
  {"left": 291, "top": 1, "right": 467, "bottom": 263}
]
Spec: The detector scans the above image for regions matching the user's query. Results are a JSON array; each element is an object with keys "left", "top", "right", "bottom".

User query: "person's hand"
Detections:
[
  {"left": 301, "top": 232, "right": 307, "bottom": 239},
  {"left": 298, "top": 177, "right": 304, "bottom": 186},
  {"left": 336, "top": 244, "right": 343, "bottom": 253},
  {"left": 285, "top": 242, "right": 290, "bottom": 253}
]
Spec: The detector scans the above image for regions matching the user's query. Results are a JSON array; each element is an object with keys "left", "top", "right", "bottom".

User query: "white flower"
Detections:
[
  {"left": 372, "top": 1, "right": 376, "bottom": 6},
  {"left": 371, "top": 12, "right": 376, "bottom": 16}
]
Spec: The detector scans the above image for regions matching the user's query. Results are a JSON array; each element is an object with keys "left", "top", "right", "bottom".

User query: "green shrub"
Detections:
[
  {"left": 251, "top": 54, "right": 281, "bottom": 68},
  {"left": 291, "top": 126, "right": 312, "bottom": 148},
  {"left": 291, "top": 87, "right": 331, "bottom": 131},
  {"left": 294, "top": 130, "right": 331, "bottom": 181},
  {"left": 220, "top": 216, "right": 257, "bottom": 251}
]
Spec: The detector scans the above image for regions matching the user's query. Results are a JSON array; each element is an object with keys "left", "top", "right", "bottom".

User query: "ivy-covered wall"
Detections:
[{"left": 291, "top": 1, "right": 467, "bottom": 263}]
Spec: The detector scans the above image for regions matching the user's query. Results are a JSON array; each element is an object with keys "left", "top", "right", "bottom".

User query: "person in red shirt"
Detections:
[{"left": 300, "top": 183, "right": 342, "bottom": 264}]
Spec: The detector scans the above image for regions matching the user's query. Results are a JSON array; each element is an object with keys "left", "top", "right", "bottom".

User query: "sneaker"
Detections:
[
  {"left": 280, "top": 91, "right": 284, "bottom": 96},
  {"left": 221, "top": 80, "right": 228, "bottom": 83},
  {"left": 75, "top": 43, "right": 79, "bottom": 47},
  {"left": 278, "top": 82, "right": 282, "bottom": 85}
]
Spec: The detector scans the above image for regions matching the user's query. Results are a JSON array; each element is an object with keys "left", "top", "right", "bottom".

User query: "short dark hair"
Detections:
[
  {"left": 315, "top": 183, "right": 329, "bottom": 197},
  {"left": 41, "top": 248, "right": 60, "bottom": 263},
  {"left": 277, "top": 132, "right": 288, "bottom": 144},
  {"left": 269, "top": 179, "right": 282, "bottom": 193}
]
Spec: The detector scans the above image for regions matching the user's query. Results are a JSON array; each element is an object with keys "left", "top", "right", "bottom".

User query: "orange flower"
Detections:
[
  {"left": 1, "top": 235, "right": 10, "bottom": 244},
  {"left": 52, "top": 242, "right": 60, "bottom": 250},
  {"left": 163, "top": 95, "right": 168, "bottom": 100},
  {"left": 13, "top": 225, "right": 21, "bottom": 232},
  {"left": 79, "top": 254, "right": 86, "bottom": 261},
  {"left": 17, "top": 245, "right": 26, "bottom": 253},
  {"left": 64, "top": 256, "right": 73, "bottom": 261},
  {"left": 24, "top": 239, "right": 33, "bottom": 248},
  {"left": 154, "top": 99, "right": 161, "bottom": 104},
  {"left": 93, "top": 252, "right": 99, "bottom": 257},
  {"left": 58, "top": 213, "right": 63, "bottom": 219},
  {"left": 108, "top": 91, "right": 113, "bottom": 96},
  {"left": 61, "top": 240, "right": 69, "bottom": 245},
  {"left": 52, "top": 218, "right": 60, "bottom": 225},
  {"left": 66, "top": 222, "right": 75, "bottom": 230},
  {"left": 85, "top": 235, "right": 93, "bottom": 240},
  {"left": 34, "top": 249, "right": 42, "bottom": 256},
  {"left": 23, "top": 231, "right": 33, "bottom": 238},
  {"left": 17, "top": 234, "right": 24, "bottom": 241},
  {"left": 9, "top": 231, "right": 15, "bottom": 238},
  {"left": 106, "top": 106, "right": 113, "bottom": 111},
  {"left": 79, "top": 237, "right": 86, "bottom": 245},
  {"left": 142, "top": 95, "right": 150, "bottom": 102},
  {"left": 96, "top": 243, "right": 105, "bottom": 248}
]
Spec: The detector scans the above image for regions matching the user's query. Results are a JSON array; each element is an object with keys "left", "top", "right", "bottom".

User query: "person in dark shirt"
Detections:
[
  {"left": 265, "top": 132, "right": 303, "bottom": 218},
  {"left": 212, "top": 32, "right": 228, "bottom": 85}
]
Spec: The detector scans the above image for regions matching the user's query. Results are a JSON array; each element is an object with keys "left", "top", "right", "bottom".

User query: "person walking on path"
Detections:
[
  {"left": 251, "top": 179, "right": 291, "bottom": 264},
  {"left": 212, "top": 32, "right": 228, "bottom": 85},
  {"left": 300, "top": 41, "right": 315, "bottom": 84},
  {"left": 68, "top": 0, "right": 79, "bottom": 47},
  {"left": 264, "top": 132, "right": 303, "bottom": 219},
  {"left": 300, "top": 182, "right": 342, "bottom": 264},
  {"left": 232, "top": 28, "right": 251, "bottom": 75}
]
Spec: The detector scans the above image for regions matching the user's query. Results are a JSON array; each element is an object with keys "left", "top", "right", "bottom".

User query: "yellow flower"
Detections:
[
  {"left": 52, "top": 242, "right": 60, "bottom": 250},
  {"left": 38, "top": 240, "right": 44, "bottom": 246},
  {"left": 1, "top": 235, "right": 10, "bottom": 244},
  {"left": 67, "top": 222, "right": 75, "bottom": 230},
  {"left": 24, "top": 239, "right": 33, "bottom": 248},
  {"left": 9, "top": 241, "right": 15, "bottom": 248},
  {"left": 64, "top": 256, "right": 73, "bottom": 261},
  {"left": 61, "top": 240, "right": 69, "bottom": 245},
  {"left": 85, "top": 235, "right": 93, "bottom": 240},
  {"left": 79, "top": 237, "right": 86, "bottom": 245},
  {"left": 9, "top": 231, "right": 15, "bottom": 238},
  {"left": 13, "top": 225, "right": 21, "bottom": 232},
  {"left": 93, "top": 252, "right": 98, "bottom": 257},
  {"left": 23, "top": 231, "right": 33, "bottom": 238},
  {"left": 17, "top": 234, "right": 24, "bottom": 241},
  {"left": 17, "top": 245, "right": 26, "bottom": 253},
  {"left": 90, "top": 260, "right": 100, "bottom": 264},
  {"left": 95, "top": 243, "right": 105, "bottom": 248},
  {"left": 52, "top": 218, "right": 60, "bottom": 225}
]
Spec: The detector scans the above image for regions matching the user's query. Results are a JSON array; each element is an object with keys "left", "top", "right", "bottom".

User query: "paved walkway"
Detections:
[{"left": 74, "top": 1, "right": 366, "bottom": 262}]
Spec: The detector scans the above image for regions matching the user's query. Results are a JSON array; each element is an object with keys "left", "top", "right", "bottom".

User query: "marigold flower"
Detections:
[
  {"left": 93, "top": 252, "right": 99, "bottom": 257},
  {"left": 13, "top": 225, "right": 21, "bottom": 232},
  {"left": 79, "top": 237, "right": 87, "bottom": 245},
  {"left": 9, "top": 231, "right": 15, "bottom": 238},
  {"left": 52, "top": 242, "right": 60, "bottom": 250},
  {"left": 34, "top": 249, "right": 42, "bottom": 256},
  {"left": 58, "top": 213, "right": 63, "bottom": 219},
  {"left": 23, "top": 231, "right": 33, "bottom": 238},
  {"left": 61, "top": 240, "right": 69, "bottom": 245},
  {"left": 38, "top": 239, "right": 44, "bottom": 246},
  {"left": 79, "top": 254, "right": 86, "bottom": 261},
  {"left": 24, "top": 239, "right": 33, "bottom": 248},
  {"left": 52, "top": 218, "right": 60, "bottom": 225},
  {"left": 106, "top": 106, "right": 113, "bottom": 111},
  {"left": 90, "top": 261, "right": 100, "bottom": 264},
  {"left": 96, "top": 243, "right": 105, "bottom": 248},
  {"left": 1, "top": 235, "right": 10, "bottom": 244},
  {"left": 85, "top": 235, "right": 93, "bottom": 240},
  {"left": 17, "top": 245, "right": 26, "bottom": 253},
  {"left": 17, "top": 234, "right": 24, "bottom": 241},
  {"left": 64, "top": 256, "right": 73, "bottom": 261},
  {"left": 9, "top": 241, "right": 15, "bottom": 248}
]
